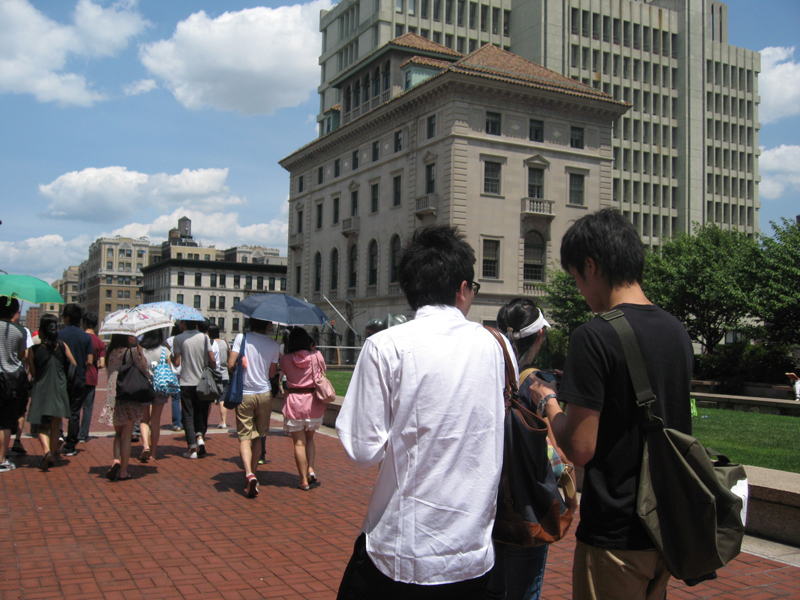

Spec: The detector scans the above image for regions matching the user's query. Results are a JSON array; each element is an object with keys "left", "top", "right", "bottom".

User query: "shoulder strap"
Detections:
[
  {"left": 519, "top": 367, "right": 538, "bottom": 389},
  {"left": 599, "top": 309, "right": 660, "bottom": 426},
  {"left": 483, "top": 326, "right": 518, "bottom": 404}
]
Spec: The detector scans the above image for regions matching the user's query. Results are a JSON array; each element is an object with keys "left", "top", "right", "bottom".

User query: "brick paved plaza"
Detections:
[{"left": 2, "top": 383, "right": 799, "bottom": 599}]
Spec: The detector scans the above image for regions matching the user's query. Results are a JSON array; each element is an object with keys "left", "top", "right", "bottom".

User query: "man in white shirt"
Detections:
[
  {"left": 228, "top": 318, "right": 280, "bottom": 498},
  {"left": 336, "top": 224, "right": 509, "bottom": 599}
]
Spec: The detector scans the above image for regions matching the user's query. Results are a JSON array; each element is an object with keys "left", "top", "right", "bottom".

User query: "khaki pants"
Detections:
[{"left": 573, "top": 541, "right": 671, "bottom": 600}]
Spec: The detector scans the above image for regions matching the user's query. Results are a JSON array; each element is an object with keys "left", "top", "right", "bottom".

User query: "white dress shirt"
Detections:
[{"left": 336, "top": 304, "right": 513, "bottom": 585}]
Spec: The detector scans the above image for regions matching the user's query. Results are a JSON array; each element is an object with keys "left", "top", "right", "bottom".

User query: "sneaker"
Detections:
[
  {"left": 197, "top": 440, "right": 207, "bottom": 457},
  {"left": 183, "top": 450, "right": 198, "bottom": 459},
  {"left": 258, "top": 457, "right": 266, "bottom": 465},
  {"left": 0, "top": 460, "right": 16, "bottom": 472},
  {"left": 246, "top": 474, "right": 259, "bottom": 498},
  {"left": 10, "top": 441, "right": 27, "bottom": 455},
  {"left": 63, "top": 449, "right": 78, "bottom": 457},
  {"left": 172, "top": 426, "right": 182, "bottom": 431}
]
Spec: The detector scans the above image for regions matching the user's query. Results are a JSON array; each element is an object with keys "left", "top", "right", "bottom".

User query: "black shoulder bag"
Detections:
[
  {"left": 601, "top": 309, "right": 747, "bottom": 585},
  {"left": 116, "top": 348, "right": 156, "bottom": 404}
]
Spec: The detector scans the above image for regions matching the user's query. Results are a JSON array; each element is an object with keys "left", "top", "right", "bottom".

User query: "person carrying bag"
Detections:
[{"left": 196, "top": 335, "right": 223, "bottom": 402}]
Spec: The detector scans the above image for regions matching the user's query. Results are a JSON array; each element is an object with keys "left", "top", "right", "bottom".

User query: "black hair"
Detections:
[
  {"left": 183, "top": 321, "right": 198, "bottom": 330},
  {"left": 170, "top": 324, "right": 181, "bottom": 337},
  {"left": 285, "top": 327, "right": 314, "bottom": 354},
  {"left": 62, "top": 303, "right": 83, "bottom": 326},
  {"left": 0, "top": 297, "right": 20, "bottom": 320},
  {"left": 39, "top": 313, "right": 60, "bottom": 350},
  {"left": 81, "top": 312, "right": 99, "bottom": 330},
  {"left": 140, "top": 328, "right": 165, "bottom": 349},
  {"left": 249, "top": 318, "right": 270, "bottom": 333},
  {"left": 560, "top": 208, "right": 645, "bottom": 287},
  {"left": 207, "top": 324, "right": 220, "bottom": 340},
  {"left": 398, "top": 224, "right": 475, "bottom": 310},
  {"left": 198, "top": 319, "right": 210, "bottom": 333},
  {"left": 107, "top": 334, "right": 132, "bottom": 356},
  {"left": 497, "top": 298, "right": 547, "bottom": 366}
]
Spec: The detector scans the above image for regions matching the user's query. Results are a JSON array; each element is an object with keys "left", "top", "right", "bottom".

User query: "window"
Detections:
[
  {"left": 372, "top": 140, "right": 380, "bottom": 162},
  {"left": 195, "top": 273, "right": 202, "bottom": 287},
  {"left": 393, "top": 175, "right": 402, "bottom": 206},
  {"left": 445, "top": 0, "right": 453, "bottom": 23},
  {"left": 298, "top": 175, "right": 304, "bottom": 193},
  {"left": 503, "top": 9, "right": 510, "bottom": 36},
  {"left": 177, "top": 272, "right": 184, "bottom": 286},
  {"left": 209, "top": 274, "right": 217, "bottom": 288},
  {"left": 469, "top": 2, "right": 476, "bottom": 28},
  {"left": 486, "top": 111, "right": 501, "bottom": 135},
  {"left": 368, "top": 240, "right": 378, "bottom": 286},
  {"left": 480, "top": 4, "right": 488, "bottom": 31},
  {"left": 257, "top": 277, "right": 264, "bottom": 290},
  {"left": 352, "top": 149, "right": 359, "bottom": 170},
  {"left": 316, "top": 203, "right": 323, "bottom": 229},
  {"left": 371, "top": 183, "right": 379, "bottom": 213},
  {"left": 528, "top": 168, "right": 544, "bottom": 198},
  {"left": 433, "top": 0, "right": 440, "bottom": 20},
  {"left": 417, "top": 163, "right": 433, "bottom": 196},
  {"left": 427, "top": 114, "right": 436, "bottom": 139},
  {"left": 105, "top": 304, "right": 111, "bottom": 312},
  {"left": 318, "top": 166, "right": 323, "bottom": 184},
  {"left": 457, "top": 0, "right": 465, "bottom": 26},
  {"left": 106, "top": 261, "right": 113, "bottom": 270},
  {"left": 209, "top": 296, "right": 217, "bottom": 309},
  {"left": 569, "top": 173, "right": 585, "bottom": 205},
  {"left": 394, "top": 130, "right": 403, "bottom": 152},
  {"left": 233, "top": 318, "right": 240, "bottom": 332},
  {"left": 295, "top": 265, "right": 301, "bottom": 294},
  {"left": 529, "top": 119, "right": 543, "bottom": 142},
  {"left": 351, "top": 190, "right": 359, "bottom": 216},
  {"left": 234, "top": 275, "right": 240, "bottom": 288},
  {"left": 218, "top": 317, "right": 225, "bottom": 331},
  {"left": 219, "top": 274, "right": 226, "bottom": 287},
  {"left": 193, "top": 295, "right": 201, "bottom": 309},
  {"left": 333, "top": 196, "right": 340, "bottom": 224},
  {"left": 484, "top": 161, "right": 501, "bottom": 195},
  {"left": 482, "top": 239, "right": 500, "bottom": 278},
  {"left": 330, "top": 249, "right": 339, "bottom": 290},
  {"left": 349, "top": 245, "right": 358, "bottom": 288},
  {"left": 334, "top": 159, "right": 341, "bottom": 177},
  {"left": 390, "top": 236, "right": 401, "bottom": 283},
  {"left": 117, "top": 290, "right": 123, "bottom": 298},
  {"left": 245, "top": 275, "right": 253, "bottom": 290},
  {"left": 297, "top": 209, "right": 303, "bottom": 233},
  {"left": 570, "top": 127, "right": 584, "bottom": 149},
  {"left": 106, "top": 290, "right": 111, "bottom": 298},
  {"left": 107, "top": 248, "right": 114, "bottom": 257},
  {"left": 524, "top": 231, "right": 545, "bottom": 281},
  {"left": 314, "top": 252, "right": 322, "bottom": 292},
  {"left": 492, "top": 7, "right": 499, "bottom": 34}
]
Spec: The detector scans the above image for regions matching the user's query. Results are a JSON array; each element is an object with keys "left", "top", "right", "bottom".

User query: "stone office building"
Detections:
[{"left": 281, "top": 34, "right": 628, "bottom": 338}]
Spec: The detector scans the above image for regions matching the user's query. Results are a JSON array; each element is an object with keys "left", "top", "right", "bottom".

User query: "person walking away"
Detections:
[
  {"left": 0, "top": 297, "right": 29, "bottom": 472},
  {"left": 139, "top": 327, "right": 171, "bottom": 461},
  {"left": 336, "top": 225, "right": 510, "bottom": 599},
  {"left": 101, "top": 334, "right": 150, "bottom": 480},
  {"left": 280, "top": 327, "right": 327, "bottom": 490},
  {"left": 166, "top": 324, "right": 182, "bottom": 431},
  {"left": 228, "top": 318, "right": 280, "bottom": 498},
  {"left": 58, "top": 304, "right": 93, "bottom": 457},
  {"left": 8, "top": 306, "right": 33, "bottom": 457},
  {"left": 526, "top": 209, "right": 693, "bottom": 600},
  {"left": 208, "top": 324, "right": 230, "bottom": 428},
  {"left": 79, "top": 312, "right": 105, "bottom": 444},
  {"left": 26, "top": 313, "right": 75, "bottom": 470},
  {"left": 172, "top": 320, "right": 216, "bottom": 458}
]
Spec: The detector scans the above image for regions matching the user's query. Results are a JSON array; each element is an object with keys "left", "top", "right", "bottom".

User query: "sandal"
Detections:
[
  {"left": 39, "top": 451, "right": 53, "bottom": 471},
  {"left": 297, "top": 483, "right": 311, "bottom": 491},
  {"left": 307, "top": 472, "right": 318, "bottom": 485},
  {"left": 106, "top": 463, "right": 121, "bottom": 481},
  {"left": 116, "top": 474, "right": 133, "bottom": 481},
  {"left": 139, "top": 448, "right": 151, "bottom": 462}
]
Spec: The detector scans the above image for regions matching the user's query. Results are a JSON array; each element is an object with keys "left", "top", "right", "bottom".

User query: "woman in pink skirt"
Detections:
[{"left": 280, "top": 327, "right": 327, "bottom": 490}]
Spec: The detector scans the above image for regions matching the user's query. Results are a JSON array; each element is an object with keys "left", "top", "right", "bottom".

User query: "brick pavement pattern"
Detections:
[{"left": 2, "top": 378, "right": 799, "bottom": 599}]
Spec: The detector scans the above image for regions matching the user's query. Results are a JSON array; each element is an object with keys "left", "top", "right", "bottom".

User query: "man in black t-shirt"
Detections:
[
  {"left": 58, "top": 304, "right": 93, "bottom": 457},
  {"left": 528, "top": 209, "right": 693, "bottom": 600}
]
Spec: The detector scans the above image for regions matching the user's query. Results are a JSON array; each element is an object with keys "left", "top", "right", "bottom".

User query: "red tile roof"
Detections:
[
  {"left": 390, "top": 32, "right": 463, "bottom": 57},
  {"left": 400, "top": 56, "right": 454, "bottom": 70}
]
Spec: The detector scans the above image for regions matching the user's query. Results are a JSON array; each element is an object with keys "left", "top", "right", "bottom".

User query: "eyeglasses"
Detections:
[{"left": 470, "top": 281, "right": 481, "bottom": 295}]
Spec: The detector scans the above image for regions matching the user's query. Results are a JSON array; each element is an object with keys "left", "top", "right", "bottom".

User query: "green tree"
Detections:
[
  {"left": 757, "top": 218, "right": 800, "bottom": 345},
  {"left": 540, "top": 266, "right": 593, "bottom": 336},
  {"left": 643, "top": 224, "right": 762, "bottom": 354}
]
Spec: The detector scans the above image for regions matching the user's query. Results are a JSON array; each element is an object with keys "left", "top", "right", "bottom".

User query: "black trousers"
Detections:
[
  {"left": 180, "top": 386, "right": 212, "bottom": 448},
  {"left": 337, "top": 534, "right": 489, "bottom": 600},
  {"left": 63, "top": 379, "right": 86, "bottom": 451}
]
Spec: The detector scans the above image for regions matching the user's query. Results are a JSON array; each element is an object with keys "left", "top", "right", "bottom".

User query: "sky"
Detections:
[{"left": 0, "top": 0, "right": 798, "bottom": 285}]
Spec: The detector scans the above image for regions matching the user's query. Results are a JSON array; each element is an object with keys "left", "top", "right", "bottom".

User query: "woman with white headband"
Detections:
[{"left": 486, "top": 297, "right": 576, "bottom": 600}]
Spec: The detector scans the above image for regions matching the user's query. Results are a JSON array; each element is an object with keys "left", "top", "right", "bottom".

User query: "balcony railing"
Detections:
[
  {"left": 415, "top": 193, "right": 438, "bottom": 217},
  {"left": 522, "top": 282, "right": 547, "bottom": 297},
  {"left": 289, "top": 233, "right": 302, "bottom": 250},
  {"left": 520, "top": 198, "right": 555, "bottom": 220},
  {"left": 341, "top": 216, "right": 360, "bottom": 237}
]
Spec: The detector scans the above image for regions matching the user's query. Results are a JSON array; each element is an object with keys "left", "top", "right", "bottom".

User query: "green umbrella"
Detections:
[{"left": 0, "top": 275, "right": 65, "bottom": 304}]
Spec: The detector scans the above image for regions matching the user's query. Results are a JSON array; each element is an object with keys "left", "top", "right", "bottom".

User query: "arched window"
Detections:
[
  {"left": 523, "top": 231, "right": 546, "bottom": 282},
  {"left": 363, "top": 74, "right": 370, "bottom": 102},
  {"left": 330, "top": 248, "right": 339, "bottom": 290},
  {"left": 368, "top": 240, "right": 378, "bottom": 286},
  {"left": 349, "top": 245, "right": 358, "bottom": 288},
  {"left": 373, "top": 68, "right": 381, "bottom": 95},
  {"left": 313, "top": 252, "right": 322, "bottom": 292},
  {"left": 389, "top": 235, "right": 401, "bottom": 283},
  {"left": 353, "top": 80, "right": 361, "bottom": 107},
  {"left": 345, "top": 86, "right": 352, "bottom": 112},
  {"left": 383, "top": 61, "right": 391, "bottom": 91}
]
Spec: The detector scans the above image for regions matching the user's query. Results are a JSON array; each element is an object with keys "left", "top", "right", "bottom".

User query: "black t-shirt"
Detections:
[
  {"left": 558, "top": 303, "right": 693, "bottom": 550},
  {"left": 57, "top": 325, "right": 92, "bottom": 381}
]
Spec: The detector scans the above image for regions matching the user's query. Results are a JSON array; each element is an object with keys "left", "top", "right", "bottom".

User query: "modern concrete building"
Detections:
[
  {"left": 317, "top": 0, "right": 761, "bottom": 240},
  {"left": 281, "top": 35, "right": 628, "bottom": 336}
]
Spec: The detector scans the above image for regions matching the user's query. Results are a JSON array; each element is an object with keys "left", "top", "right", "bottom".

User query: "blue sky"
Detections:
[{"left": 0, "top": 0, "right": 798, "bottom": 284}]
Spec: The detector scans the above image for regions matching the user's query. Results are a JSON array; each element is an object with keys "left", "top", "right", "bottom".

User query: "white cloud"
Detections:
[
  {"left": 759, "top": 46, "right": 800, "bottom": 124},
  {"left": 0, "top": 0, "right": 148, "bottom": 106},
  {"left": 123, "top": 78, "right": 157, "bottom": 96},
  {"left": 110, "top": 208, "right": 289, "bottom": 251},
  {"left": 139, "top": 2, "right": 331, "bottom": 115},
  {"left": 39, "top": 166, "right": 245, "bottom": 223},
  {"left": 0, "top": 234, "right": 92, "bottom": 281},
  {"left": 759, "top": 144, "right": 800, "bottom": 200}
]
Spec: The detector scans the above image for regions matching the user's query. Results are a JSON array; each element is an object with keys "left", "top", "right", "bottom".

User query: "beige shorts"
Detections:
[
  {"left": 235, "top": 392, "right": 273, "bottom": 441},
  {"left": 573, "top": 540, "right": 670, "bottom": 600}
]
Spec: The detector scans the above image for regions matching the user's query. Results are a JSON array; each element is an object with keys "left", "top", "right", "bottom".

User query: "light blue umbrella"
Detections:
[
  {"left": 140, "top": 301, "right": 204, "bottom": 322},
  {"left": 232, "top": 294, "right": 328, "bottom": 326}
]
